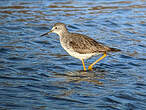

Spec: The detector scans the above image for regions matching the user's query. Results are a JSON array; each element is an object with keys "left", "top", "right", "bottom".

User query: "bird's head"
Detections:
[{"left": 41, "top": 23, "right": 67, "bottom": 36}]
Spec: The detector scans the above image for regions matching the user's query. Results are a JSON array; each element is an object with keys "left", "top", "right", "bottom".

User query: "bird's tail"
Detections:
[{"left": 109, "top": 47, "right": 121, "bottom": 52}]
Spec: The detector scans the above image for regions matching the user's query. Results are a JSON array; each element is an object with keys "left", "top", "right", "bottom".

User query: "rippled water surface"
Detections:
[{"left": 0, "top": 0, "right": 146, "bottom": 109}]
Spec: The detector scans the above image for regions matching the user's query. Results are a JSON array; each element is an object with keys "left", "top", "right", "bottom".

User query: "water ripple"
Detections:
[{"left": 0, "top": 76, "right": 39, "bottom": 81}]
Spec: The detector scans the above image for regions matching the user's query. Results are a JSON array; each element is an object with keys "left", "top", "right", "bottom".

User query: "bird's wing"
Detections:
[{"left": 68, "top": 33, "right": 110, "bottom": 54}]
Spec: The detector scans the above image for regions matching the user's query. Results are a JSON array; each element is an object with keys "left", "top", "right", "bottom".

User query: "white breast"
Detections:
[{"left": 60, "top": 40, "right": 97, "bottom": 60}]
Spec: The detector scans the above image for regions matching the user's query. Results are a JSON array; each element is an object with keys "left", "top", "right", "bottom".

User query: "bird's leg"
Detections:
[
  {"left": 88, "top": 53, "right": 107, "bottom": 71},
  {"left": 81, "top": 59, "right": 86, "bottom": 71}
]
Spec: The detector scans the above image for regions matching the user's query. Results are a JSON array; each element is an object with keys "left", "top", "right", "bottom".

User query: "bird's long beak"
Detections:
[{"left": 40, "top": 30, "right": 52, "bottom": 37}]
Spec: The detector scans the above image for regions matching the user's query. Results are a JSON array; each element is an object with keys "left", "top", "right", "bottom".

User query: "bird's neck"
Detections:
[{"left": 57, "top": 30, "right": 69, "bottom": 38}]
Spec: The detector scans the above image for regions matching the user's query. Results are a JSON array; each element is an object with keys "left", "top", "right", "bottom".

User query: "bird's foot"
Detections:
[
  {"left": 83, "top": 68, "right": 87, "bottom": 71},
  {"left": 88, "top": 66, "right": 93, "bottom": 71}
]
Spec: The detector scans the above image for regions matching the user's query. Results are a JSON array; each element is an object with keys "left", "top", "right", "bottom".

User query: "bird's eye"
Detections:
[{"left": 55, "top": 27, "right": 57, "bottom": 29}]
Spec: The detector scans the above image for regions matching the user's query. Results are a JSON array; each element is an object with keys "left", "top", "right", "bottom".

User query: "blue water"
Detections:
[{"left": 0, "top": 0, "right": 146, "bottom": 109}]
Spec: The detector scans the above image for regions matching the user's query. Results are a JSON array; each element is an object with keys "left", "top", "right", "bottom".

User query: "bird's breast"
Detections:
[{"left": 59, "top": 37, "right": 97, "bottom": 60}]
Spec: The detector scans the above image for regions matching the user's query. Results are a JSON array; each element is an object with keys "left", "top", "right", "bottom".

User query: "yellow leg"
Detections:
[
  {"left": 88, "top": 53, "right": 107, "bottom": 71},
  {"left": 81, "top": 59, "right": 86, "bottom": 71}
]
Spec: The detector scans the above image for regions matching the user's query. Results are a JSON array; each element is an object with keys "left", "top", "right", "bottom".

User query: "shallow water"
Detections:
[{"left": 0, "top": 0, "right": 146, "bottom": 109}]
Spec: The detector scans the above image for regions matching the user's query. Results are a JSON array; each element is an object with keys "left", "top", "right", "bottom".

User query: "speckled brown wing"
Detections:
[{"left": 68, "top": 33, "right": 111, "bottom": 54}]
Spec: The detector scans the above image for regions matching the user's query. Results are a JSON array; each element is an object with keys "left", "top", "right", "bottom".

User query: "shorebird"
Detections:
[{"left": 41, "top": 23, "right": 120, "bottom": 71}]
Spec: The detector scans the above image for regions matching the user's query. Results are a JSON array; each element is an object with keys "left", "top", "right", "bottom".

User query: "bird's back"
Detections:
[{"left": 66, "top": 33, "right": 115, "bottom": 54}]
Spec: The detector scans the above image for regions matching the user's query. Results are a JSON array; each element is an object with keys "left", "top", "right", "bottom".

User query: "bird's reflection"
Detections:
[
  {"left": 54, "top": 69, "right": 107, "bottom": 85},
  {"left": 48, "top": 69, "right": 107, "bottom": 100}
]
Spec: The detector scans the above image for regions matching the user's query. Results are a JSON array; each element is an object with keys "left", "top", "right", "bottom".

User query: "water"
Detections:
[{"left": 0, "top": 0, "right": 146, "bottom": 109}]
